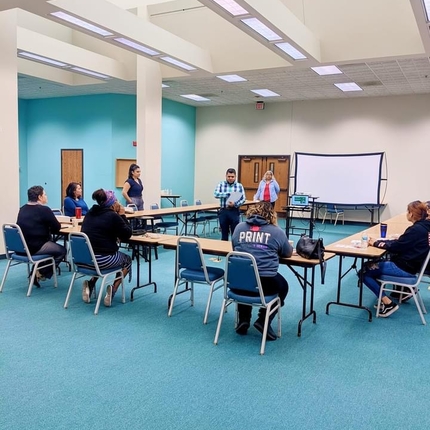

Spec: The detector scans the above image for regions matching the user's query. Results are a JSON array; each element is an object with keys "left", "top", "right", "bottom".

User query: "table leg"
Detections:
[
  {"left": 326, "top": 256, "right": 372, "bottom": 321},
  {"left": 288, "top": 265, "right": 317, "bottom": 337},
  {"left": 130, "top": 243, "right": 157, "bottom": 301}
]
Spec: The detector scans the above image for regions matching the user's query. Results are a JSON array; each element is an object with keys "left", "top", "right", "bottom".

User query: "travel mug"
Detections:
[
  {"left": 75, "top": 207, "right": 82, "bottom": 219},
  {"left": 380, "top": 223, "right": 387, "bottom": 238}
]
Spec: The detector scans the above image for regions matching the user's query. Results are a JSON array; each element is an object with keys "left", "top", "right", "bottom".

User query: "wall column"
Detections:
[
  {"left": 136, "top": 56, "right": 162, "bottom": 208},
  {"left": 0, "top": 9, "right": 20, "bottom": 252}
]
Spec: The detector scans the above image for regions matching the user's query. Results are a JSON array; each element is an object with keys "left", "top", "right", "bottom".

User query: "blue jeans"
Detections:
[{"left": 362, "top": 260, "right": 412, "bottom": 298}]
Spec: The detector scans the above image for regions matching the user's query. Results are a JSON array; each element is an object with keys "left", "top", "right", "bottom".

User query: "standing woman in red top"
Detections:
[{"left": 254, "top": 170, "right": 280, "bottom": 208}]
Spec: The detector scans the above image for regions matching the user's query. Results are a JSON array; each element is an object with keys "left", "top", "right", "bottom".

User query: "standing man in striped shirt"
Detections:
[{"left": 214, "top": 168, "right": 246, "bottom": 241}]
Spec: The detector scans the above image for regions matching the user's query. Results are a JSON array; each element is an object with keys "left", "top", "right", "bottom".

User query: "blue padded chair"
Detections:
[
  {"left": 168, "top": 236, "right": 224, "bottom": 324},
  {"left": 150, "top": 203, "right": 179, "bottom": 234},
  {"left": 0, "top": 223, "right": 58, "bottom": 296},
  {"left": 322, "top": 204, "right": 344, "bottom": 226},
  {"left": 376, "top": 248, "right": 430, "bottom": 325},
  {"left": 214, "top": 251, "right": 281, "bottom": 355},
  {"left": 64, "top": 232, "right": 125, "bottom": 315},
  {"left": 182, "top": 199, "right": 207, "bottom": 236},
  {"left": 195, "top": 199, "right": 218, "bottom": 236}
]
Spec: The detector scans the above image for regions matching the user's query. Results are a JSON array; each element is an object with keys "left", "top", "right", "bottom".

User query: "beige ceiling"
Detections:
[{"left": 3, "top": 0, "right": 430, "bottom": 106}]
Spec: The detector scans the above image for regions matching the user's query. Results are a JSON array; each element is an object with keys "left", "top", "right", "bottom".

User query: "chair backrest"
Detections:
[
  {"left": 180, "top": 200, "right": 188, "bottom": 207},
  {"left": 2, "top": 223, "right": 30, "bottom": 259},
  {"left": 150, "top": 203, "right": 159, "bottom": 210},
  {"left": 127, "top": 203, "right": 138, "bottom": 211},
  {"left": 177, "top": 237, "right": 209, "bottom": 280},
  {"left": 68, "top": 232, "right": 102, "bottom": 276},
  {"left": 326, "top": 204, "right": 335, "bottom": 211},
  {"left": 195, "top": 199, "right": 202, "bottom": 205},
  {"left": 52, "top": 208, "right": 63, "bottom": 216},
  {"left": 415, "top": 248, "right": 430, "bottom": 285},
  {"left": 225, "top": 251, "right": 261, "bottom": 293}
]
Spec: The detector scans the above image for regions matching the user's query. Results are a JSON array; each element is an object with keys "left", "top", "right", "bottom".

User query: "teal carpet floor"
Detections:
[{"left": 1, "top": 220, "right": 429, "bottom": 430}]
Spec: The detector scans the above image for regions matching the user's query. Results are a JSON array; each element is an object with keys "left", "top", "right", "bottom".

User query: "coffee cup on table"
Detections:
[{"left": 380, "top": 223, "right": 387, "bottom": 238}]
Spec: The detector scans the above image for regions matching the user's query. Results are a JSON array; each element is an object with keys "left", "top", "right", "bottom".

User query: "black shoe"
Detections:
[
  {"left": 235, "top": 321, "right": 250, "bottom": 335},
  {"left": 378, "top": 301, "right": 399, "bottom": 318},
  {"left": 253, "top": 319, "right": 277, "bottom": 341}
]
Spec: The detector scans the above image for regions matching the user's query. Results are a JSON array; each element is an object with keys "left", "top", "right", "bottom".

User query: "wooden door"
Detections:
[
  {"left": 238, "top": 155, "right": 290, "bottom": 213},
  {"left": 61, "top": 149, "right": 83, "bottom": 206}
]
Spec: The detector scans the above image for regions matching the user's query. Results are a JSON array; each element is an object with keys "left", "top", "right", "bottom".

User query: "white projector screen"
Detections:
[{"left": 294, "top": 152, "right": 384, "bottom": 205}]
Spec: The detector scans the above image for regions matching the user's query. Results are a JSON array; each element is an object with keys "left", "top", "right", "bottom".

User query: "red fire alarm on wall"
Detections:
[
  {"left": 255, "top": 101, "right": 265, "bottom": 110},
  {"left": 132, "top": 141, "right": 137, "bottom": 147}
]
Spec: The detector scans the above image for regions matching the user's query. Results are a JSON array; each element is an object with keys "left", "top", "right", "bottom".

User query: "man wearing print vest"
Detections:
[
  {"left": 214, "top": 168, "right": 246, "bottom": 241},
  {"left": 231, "top": 202, "right": 292, "bottom": 341}
]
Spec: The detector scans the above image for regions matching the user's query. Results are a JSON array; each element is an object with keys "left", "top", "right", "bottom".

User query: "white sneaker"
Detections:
[
  {"left": 103, "top": 285, "right": 112, "bottom": 307},
  {"left": 82, "top": 280, "right": 90, "bottom": 303}
]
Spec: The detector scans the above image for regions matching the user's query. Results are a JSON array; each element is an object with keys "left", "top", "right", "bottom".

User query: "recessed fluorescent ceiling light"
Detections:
[
  {"left": 241, "top": 18, "right": 282, "bottom": 41},
  {"left": 18, "top": 51, "right": 68, "bottom": 67},
  {"left": 114, "top": 38, "right": 160, "bottom": 56},
  {"left": 423, "top": 0, "right": 430, "bottom": 21},
  {"left": 275, "top": 42, "right": 307, "bottom": 60},
  {"left": 251, "top": 89, "right": 280, "bottom": 97},
  {"left": 160, "top": 57, "right": 196, "bottom": 71},
  {"left": 71, "top": 67, "right": 110, "bottom": 79},
  {"left": 311, "top": 65, "right": 342, "bottom": 75},
  {"left": 212, "top": 0, "right": 249, "bottom": 16},
  {"left": 162, "top": 84, "right": 169, "bottom": 88},
  {"left": 334, "top": 82, "right": 362, "bottom": 92},
  {"left": 216, "top": 74, "right": 247, "bottom": 82},
  {"left": 50, "top": 11, "right": 113, "bottom": 37},
  {"left": 180, "top": 94, "right": 211, "bottom": 101}
]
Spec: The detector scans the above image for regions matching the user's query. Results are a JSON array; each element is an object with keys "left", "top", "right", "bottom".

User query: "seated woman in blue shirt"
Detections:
[{"left": 63, "top": 182, "right": 89, "bottom": 217}]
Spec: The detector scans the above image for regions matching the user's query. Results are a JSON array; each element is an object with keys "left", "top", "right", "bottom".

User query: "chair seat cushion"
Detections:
[
  {"left": 180, "top": 266, "right": 224, "bottom": 282},
  {"left": 227, "top": 291, "right": 278, "bottom": 304},
  {"left": 156, "top": 222, "right": 178, "bottom": 228},
  {"left": 378, "top": 274, "right": 417, "bottom": 285},
  {"left": 76, "top": 265, "right": 123, "bottom": 277},
  {"left": 12, "top": 253, "right": 52, "bottom": 262}
]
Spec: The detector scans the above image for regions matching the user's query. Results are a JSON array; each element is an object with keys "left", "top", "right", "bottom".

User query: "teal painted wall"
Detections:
[
  {"left": 19, "top": 94, "right": 196, "bottom": 209},
  {"left": 161, "top": 99, "right": 196, "bottom": 206},
  {"left": 18, "top": 99, "right": 28, "bottom": 205}
]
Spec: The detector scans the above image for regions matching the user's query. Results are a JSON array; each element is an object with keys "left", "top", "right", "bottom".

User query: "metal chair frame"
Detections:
[
  {"left": 322, "top": 204, "right": 345, "bottom": 226},
  {"left": 214, "top": 251, "right": 281, "bottom": 355},
  {"left": 168, "top": 236, "right": 224, "bottom": 324},
  {"left": 376, "top": 249, "right": 430, "bottom": 325},
  {"left": 0, "top": 223, "right": 58, "bottom": 296},
  {"left": 64, "top": 232, "right": 125, "bottom": 315}
]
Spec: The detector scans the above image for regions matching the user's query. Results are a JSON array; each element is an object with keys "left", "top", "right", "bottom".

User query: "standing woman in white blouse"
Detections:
[{"left": 254, "top": 170, "right": 280, "bottom": 208}]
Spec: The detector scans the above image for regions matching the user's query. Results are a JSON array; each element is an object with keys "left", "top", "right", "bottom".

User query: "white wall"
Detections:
[{"left": 195, "top": 94, "right": 430, "bottom": 221}]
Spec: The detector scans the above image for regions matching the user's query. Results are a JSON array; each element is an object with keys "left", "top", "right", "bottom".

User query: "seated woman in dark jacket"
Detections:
[
  {"left": 363, "top": 200, "right": 430, "bottom": 318},
  {"left": 81, "top": 189, "right": 132, "bottom": 307}
]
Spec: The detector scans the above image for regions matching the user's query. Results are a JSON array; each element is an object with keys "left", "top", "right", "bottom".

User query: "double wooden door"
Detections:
[{"left": 238, "top": 155, "right": 290, "bottom": 213}]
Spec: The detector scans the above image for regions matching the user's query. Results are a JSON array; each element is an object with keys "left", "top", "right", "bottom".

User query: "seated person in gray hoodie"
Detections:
[{"left": 231, "top": 202, "right": 293, "bottom": 341}]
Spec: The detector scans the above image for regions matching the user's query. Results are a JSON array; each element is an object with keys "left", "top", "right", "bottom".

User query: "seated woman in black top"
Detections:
[
  {"left": 17, "top": 185, "right": 67, "bottom": 284},
  {"left": 81, "top": 189, "right": 132, "bottom": 307},
  {"left": 363, "top": 200, "right": 430, "bottom": 318}
]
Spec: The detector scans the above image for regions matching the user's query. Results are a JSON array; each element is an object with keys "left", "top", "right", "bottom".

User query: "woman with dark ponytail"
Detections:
[{"left": 121, "top": 163, "right": 144, "bottom": 210}]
